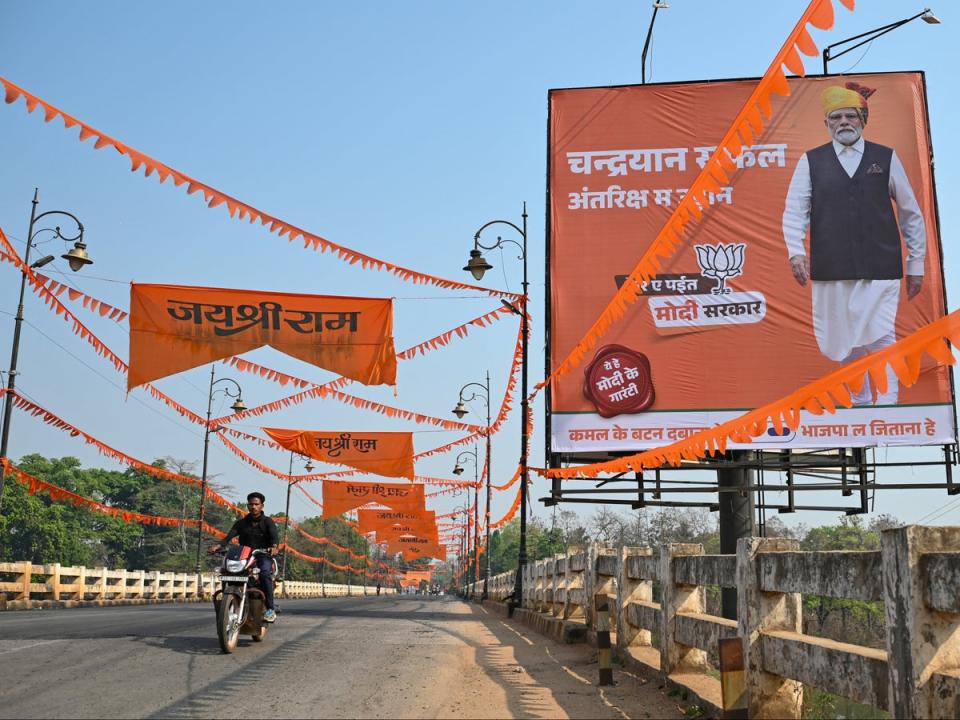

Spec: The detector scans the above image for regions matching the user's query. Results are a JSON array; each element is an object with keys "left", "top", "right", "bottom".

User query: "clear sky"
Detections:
[{"left": 1, "top": 1, "right": 958, "bottom": 539}]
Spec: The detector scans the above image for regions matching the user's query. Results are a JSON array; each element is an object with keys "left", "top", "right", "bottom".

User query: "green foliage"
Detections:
[{"left": 0, "top": 455, "right": 236, "bottom": 570}]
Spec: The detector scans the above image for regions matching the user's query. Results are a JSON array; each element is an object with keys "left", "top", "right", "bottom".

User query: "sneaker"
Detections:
[{"left": 264, "top": 609, "right": 276, "bottom": 623}]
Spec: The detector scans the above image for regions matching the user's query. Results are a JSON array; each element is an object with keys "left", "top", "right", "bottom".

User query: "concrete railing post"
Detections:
[
  {"left": 660, "top": 543, "right": 707, "bottom": 675},
  {"left": 617, "top": 547, "right": 654, "bottom": 650},
  {"left": 737, "top": 537, "right": 802, "bottom": 720},
  {"left": 49, "top": 563, "right": 62, "bottom": 601},
  {"left": 565, "top": 546, "right": 586, "bottom": 622},
  {"left": 882, "top": 525, "right": 960, "bottom": 718},
  {"left": 550, "top": 554, "right": 562, "bottom": 617},
  {"left": 95, "top": 567, "right": 107, "bottom": 600},
  {"left": 17, "top": 561, "right": 32, "bottom": 600},
  {"left": 592, "top": 545, "right": 617, "bottom": 633}
]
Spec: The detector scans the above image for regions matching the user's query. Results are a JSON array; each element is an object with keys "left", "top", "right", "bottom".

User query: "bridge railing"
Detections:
[
  {"left": 470, "top": 525, "right": 960, "bottom": 719},
  {"left": 0, "top": 561, "right": 390, "bottom": 608}
]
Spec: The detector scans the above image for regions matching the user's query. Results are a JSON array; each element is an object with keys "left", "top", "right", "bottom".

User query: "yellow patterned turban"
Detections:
[{"left": 821, "top": 82, "right": 876, "bottom": 120}]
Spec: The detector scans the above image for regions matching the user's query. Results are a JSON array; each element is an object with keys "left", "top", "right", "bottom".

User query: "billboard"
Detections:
[{"left": 548, "top": 72, "right": 954, "bottom": 454}]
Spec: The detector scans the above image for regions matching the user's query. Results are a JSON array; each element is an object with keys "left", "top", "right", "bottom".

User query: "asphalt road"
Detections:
[{"left": 0, "top": 595, "right": 681, "bottom": 719}]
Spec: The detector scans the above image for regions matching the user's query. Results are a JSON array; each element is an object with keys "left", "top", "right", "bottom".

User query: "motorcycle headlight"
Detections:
[{"left": 226, "top": 559, "right": 246, "bottom": 573}]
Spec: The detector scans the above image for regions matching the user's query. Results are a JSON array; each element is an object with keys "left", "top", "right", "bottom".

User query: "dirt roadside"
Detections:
[{"left": 431, "top": 601, "right": 685, "bottom": 719}]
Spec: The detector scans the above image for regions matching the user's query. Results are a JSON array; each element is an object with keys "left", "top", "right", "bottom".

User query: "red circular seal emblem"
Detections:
[{"left": 582, "top": 344, "right": 655, "bottom": 418}]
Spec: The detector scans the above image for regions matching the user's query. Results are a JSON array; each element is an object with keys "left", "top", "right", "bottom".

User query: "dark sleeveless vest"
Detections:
[{"left": 807, "top": 140, "right": 903, "bottom": 281}]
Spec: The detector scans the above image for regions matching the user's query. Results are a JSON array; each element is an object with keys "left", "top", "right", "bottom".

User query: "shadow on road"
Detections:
[
  {"left": 134, "top": 634, "right": 227, "bottom": 656},
  {"left": 303, "top": 595, "right": 625, "bottom": 719}
]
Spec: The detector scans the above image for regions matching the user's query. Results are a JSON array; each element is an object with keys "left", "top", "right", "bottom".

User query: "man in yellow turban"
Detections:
[{"left": 782, "top": 82, "right": 926, "bottom": 406}]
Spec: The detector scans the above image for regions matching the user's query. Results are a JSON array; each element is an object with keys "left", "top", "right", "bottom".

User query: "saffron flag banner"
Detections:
[
  {"left": 263, "top": 428, "right": 414, "bottom": 479},
  {"left": 322, "top": 481, "right": 424, "bottom": 519},
  {"left": 399, "top": 570, "right": 432, "bottom": 588},
  {"left": 387, "top": 536, "right": 447, "bottom": 561},
  {"left": 128, "top": 284, "right": 397, "bottom": 389},
  {"left": 376, "top": 524, "right": 439, "bottom": 544},
  {"left": 358, "top": 509, "right": 435, "bottom": 535},
  {"left": 549, "top": 72, "right": 953, "bottom": 453}
]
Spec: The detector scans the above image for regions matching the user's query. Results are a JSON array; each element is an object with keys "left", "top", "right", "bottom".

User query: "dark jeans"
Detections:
[{"left": 256, "top": 554, "right": 275, "bottom": 610}]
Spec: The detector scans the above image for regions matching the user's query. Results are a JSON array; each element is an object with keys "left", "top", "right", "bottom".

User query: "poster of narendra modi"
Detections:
[{"left": 548, "top": 72, "right": 954, "bottom": 453}]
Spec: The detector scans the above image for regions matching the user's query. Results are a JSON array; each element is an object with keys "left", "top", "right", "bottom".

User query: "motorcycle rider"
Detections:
[{"left": 210, "top": 491, "right": 280, "bottom": 622}]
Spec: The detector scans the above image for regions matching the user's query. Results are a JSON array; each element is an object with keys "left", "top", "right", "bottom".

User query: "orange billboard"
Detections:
[{"left": 549, "top": 72, "right": 954, "bottom": 453}]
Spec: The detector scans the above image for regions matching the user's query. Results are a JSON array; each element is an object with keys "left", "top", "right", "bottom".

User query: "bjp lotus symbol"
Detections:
[{"left": 694, "top": 243, "right": 746, "bottom": 294}]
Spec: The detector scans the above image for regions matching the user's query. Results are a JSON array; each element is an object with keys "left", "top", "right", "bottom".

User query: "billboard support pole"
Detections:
[{"left": 718, "top": 450, "right": 755, "bottom": 621}]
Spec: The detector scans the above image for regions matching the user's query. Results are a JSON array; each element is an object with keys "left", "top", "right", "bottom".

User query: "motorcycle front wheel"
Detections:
[{"left": 217, "top": 593, "right": 241, "bottom": 654}]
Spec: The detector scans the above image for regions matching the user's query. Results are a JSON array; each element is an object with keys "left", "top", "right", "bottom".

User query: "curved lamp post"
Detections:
[
  {"left": 823, "top": 8, "right": 940, "bottom": 74},
  {"left": 0, "top": 189, "right": 93, "bottom": 514},
  {"left": 279, "top": 452, "right": 313, "bottom": 598},
  {"left": 451, "top": 372, "right": 492, "bottom": 598},
  {"left": 462, "top": 205, "right": 528, "bottom": 613},
  {"left": 453, "top": 446, "right": 481, "bottom": 594},
  {"left": 194, "top": 367, "right": 245, "bottom": 591}
]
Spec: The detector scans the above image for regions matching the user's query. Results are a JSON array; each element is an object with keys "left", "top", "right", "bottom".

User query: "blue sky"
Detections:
[{"left": 1, "top": 1, "right": 958, "bottom": 535}]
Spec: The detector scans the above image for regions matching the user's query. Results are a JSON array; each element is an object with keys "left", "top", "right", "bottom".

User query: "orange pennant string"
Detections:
[
  {"left": 0, "top": 75, "right": 521, "bottom": 302},
  {"left": 536, "top": 309, "right": 959, "bottom": 480}
]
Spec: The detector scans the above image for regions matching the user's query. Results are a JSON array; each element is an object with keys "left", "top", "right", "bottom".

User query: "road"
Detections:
[{"left": 0, "top": 595, "right": 681, "bottom": 719}]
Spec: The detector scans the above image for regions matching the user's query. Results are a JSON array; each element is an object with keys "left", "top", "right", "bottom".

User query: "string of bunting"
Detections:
[
  {"left": 0, "top": 247, "right": 509, "bottom": 442},
  {"left": 280, "top": 543, "right": 364, "bottom": 571},
  {"left": 535, "top": 309, "right": 960, "bottom": 479},
  {"left": 2, "top": 459, "right": 227, "bottom": 538},
  {"left": 490, "top": 482, "right": 523, "bottom": 529},
  {"left": 533, "top": 0, "right": 856, "bottom": 397},
  {"left": 279, "top": 516, "right": 389, "bottom": 567},
  {"left": 3, "top": 230, "right": 526, "bottom": 487},
  {"left": 0, "top": 247, "right": 512, "bottom": 439},
  {"left": 6, "top": 391, "right": 244, "bottom": 515},
  {"left": 0, "top": 75, "right": 522, "bottom": 302},
  {"left": 277, "top": 321, "right": 525, "bottom": 483}
]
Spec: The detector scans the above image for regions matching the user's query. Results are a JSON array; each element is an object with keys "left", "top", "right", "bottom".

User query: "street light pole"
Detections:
[
  {"left": 279, "top": 453, "right": 312, "bottom": 598},
  {"left": 641, "top": 1, "right": 669, "bottom": 84},
  {"left": 463, "top": 205, "right": 528, "bottom": 615},
  {"left": 0, "top": 189, "right": 92, "bottom": 514},
  {"left": 454, "top": 446, "right": 481, "bottom": 598},
  {"left": 452, "top": 376, "right": 492, "bottom": 597},
  {"left": 822, "top": 8, "right": 940, "bottom": 74},
  {"left": 193, "top": 365, "right": 245, "bottom": 593}
]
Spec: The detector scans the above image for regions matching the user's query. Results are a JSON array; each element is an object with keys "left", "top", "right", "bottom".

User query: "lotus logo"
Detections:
[{"left": 694, "top": 243, "right": 746, "bottom": 294}]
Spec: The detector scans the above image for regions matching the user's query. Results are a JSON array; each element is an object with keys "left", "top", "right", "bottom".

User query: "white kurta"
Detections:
[{"left": 782, "top": 137, "right": 926, "bottom": 361}]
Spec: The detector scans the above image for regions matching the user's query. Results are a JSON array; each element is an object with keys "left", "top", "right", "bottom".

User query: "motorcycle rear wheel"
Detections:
[{"left": 217, "top": 593, "right": 241, "bottom": 654}]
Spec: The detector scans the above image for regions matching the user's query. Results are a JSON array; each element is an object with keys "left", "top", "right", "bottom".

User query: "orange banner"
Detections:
[
  {"left": 263, "top": 428, "right": 414, "bottom": 479},
  {"left": 322, "top": 481, "right": 424, "bottom": 519},
  {"left": 387, "top": 536, "right": 447, "bottom": 561},
  {"left": 358, "top": 509, "right": 435, "bottom": 535},
  {"left": 128, "top": 283, "right": 397, "bottom": 389},
  {"left": 376, "top": 525, "right": 439, "bottom": 544}
]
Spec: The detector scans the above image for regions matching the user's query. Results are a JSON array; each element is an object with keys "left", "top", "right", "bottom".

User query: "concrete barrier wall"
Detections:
[
  {"left": 467, "top": 525, "right": 960, "bottom": 719},
  {"left": 0, "top": 561, "right": 392, "bottom": 609}
]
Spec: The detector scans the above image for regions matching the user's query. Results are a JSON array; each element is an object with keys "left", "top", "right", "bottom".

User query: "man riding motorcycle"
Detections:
[{"left": 210, "top": 491, "right": 280, "bottom": 622}]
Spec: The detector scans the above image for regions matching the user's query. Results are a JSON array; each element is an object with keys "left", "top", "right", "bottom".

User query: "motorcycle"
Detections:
[{"left": 211, "top": 546, "right": 276, "bottom": 653}]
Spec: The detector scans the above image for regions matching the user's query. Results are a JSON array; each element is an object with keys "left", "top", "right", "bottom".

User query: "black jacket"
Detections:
[{"left": 222, "top": 513, "right": 279, "bottom": 550}]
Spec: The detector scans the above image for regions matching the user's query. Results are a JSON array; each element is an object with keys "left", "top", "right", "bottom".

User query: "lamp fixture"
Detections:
[
  {"left": 62, "top": 241, "right": 93, "bottom": 272},
  {"left": 463, "top": 249, "right": 492, "bottom": 282}
]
